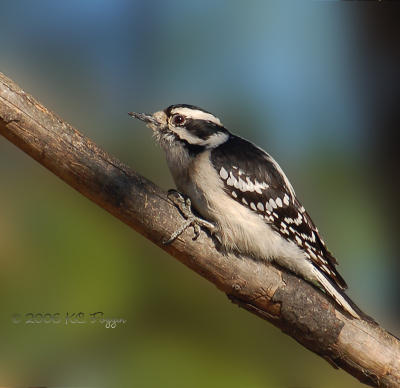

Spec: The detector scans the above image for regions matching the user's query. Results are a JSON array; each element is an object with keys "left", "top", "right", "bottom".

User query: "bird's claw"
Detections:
[{"left": 164, "top": 189, "right": 215, "bottom": 245}]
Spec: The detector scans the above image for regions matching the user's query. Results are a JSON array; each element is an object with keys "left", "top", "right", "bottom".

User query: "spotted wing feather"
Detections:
[{"left": 211, "top": 134, "right": 347, "bottom": 290}]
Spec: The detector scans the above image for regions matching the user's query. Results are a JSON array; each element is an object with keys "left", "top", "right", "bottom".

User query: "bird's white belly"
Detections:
[{"left": 182, "top": 151, "right": 306, "bottom": 268}]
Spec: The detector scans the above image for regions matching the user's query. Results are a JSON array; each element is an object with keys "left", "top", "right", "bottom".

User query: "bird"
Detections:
[{"left": 130, "top": 104, "right": 364, "bottom": 319}]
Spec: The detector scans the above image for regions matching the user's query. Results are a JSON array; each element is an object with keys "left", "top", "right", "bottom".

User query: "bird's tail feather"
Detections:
[{"left": 312, "top": 267, "right": 375, "bottom": 322}]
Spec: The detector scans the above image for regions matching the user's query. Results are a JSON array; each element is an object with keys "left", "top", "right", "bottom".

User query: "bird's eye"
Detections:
[{"left": 172, "top": 114, "right": 185, "bottom": 126}]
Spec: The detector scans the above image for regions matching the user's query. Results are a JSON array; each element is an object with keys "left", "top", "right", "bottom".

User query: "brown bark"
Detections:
[{"left": 0, "top": 72, "right": 399, "bottom": 387}]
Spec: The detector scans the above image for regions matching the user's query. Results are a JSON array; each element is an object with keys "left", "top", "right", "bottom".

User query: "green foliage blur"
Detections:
[{"left": 0, "top": 1, "right": 397, "bottom": 387}]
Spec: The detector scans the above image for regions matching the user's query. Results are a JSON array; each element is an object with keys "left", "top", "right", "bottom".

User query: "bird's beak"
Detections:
[{"left": 128, "top": 112, "right": 160, "bottom": 126}]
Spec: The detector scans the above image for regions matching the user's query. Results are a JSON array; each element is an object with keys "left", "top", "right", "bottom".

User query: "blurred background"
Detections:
[{"left": 0, "top": 1, "right": 399, "bottom": 387}]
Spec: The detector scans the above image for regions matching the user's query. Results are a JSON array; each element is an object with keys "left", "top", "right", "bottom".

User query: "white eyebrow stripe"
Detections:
[{"left": 170, "top": 107, "right": 222, "bottom": 126}]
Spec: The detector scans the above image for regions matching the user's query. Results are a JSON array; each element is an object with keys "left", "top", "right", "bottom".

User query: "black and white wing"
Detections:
[{"left": 211, "top": 134, "right": 347, "bottom": 291}]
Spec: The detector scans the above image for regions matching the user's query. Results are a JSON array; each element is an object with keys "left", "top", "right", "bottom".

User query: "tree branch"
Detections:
[{"left": 0, "top": 72, "right": 398, "bottom": 387}]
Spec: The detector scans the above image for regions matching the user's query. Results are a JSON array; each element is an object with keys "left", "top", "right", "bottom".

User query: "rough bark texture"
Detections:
[{"left": 0, "top": 72, "right": 399, "bottom": 387}]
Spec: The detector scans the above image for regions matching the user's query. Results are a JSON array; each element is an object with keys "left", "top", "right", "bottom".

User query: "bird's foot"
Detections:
[{"left": 163, "top": 189, "right": 216, "bottom": 245}]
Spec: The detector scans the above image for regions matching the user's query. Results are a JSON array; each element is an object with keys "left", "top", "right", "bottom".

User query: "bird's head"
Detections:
[{"left": 129, "top": 104, "right": 229, "bottom": 150}]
